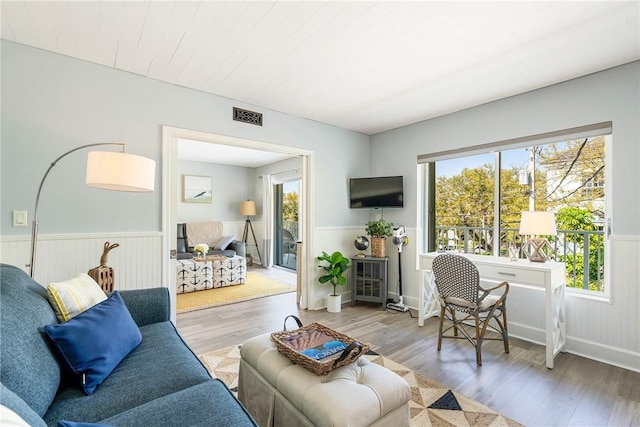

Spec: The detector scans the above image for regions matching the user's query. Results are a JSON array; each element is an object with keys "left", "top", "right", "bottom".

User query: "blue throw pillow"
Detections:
[{"left": 44, "top": 291, "right": 142, "bottom": 395}]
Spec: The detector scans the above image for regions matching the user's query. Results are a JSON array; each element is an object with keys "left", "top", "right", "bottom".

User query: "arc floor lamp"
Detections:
[{"left": 29, "top": 143, "right": 155, "bottom": 277}]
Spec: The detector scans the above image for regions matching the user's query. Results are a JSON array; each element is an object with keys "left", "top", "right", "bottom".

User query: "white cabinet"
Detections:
[{"left": 419, "top": 252, "right": 566, "bottom": 369}]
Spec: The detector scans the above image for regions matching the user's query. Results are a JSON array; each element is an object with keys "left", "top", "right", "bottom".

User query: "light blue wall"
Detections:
[
  {"left": 3, "top": 39, "right": 636, "bottom": 238},
  {"left": 177, "top": 160, "right": 254, "bottom": 223},
  {"left": 371, "top": 61, "right": 640, "bottom": 236},
  {"left": 0, "top": 40, "right": 370, "bottom": 236}
]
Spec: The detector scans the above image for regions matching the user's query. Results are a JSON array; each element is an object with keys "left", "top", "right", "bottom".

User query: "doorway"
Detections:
[
  {"left": 161, "top": 126, "right": 314, "bottom": 322},
  {"left": 274, "top": 179, "right": 300, "bottom": 270}
]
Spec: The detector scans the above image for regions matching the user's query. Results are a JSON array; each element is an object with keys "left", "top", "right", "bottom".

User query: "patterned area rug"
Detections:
[
  {"left": 199, "top": 345, "right": 524, "bottom": 427},
  {"left": 177, "top": 272, "right": 295, "bottom": 313}
]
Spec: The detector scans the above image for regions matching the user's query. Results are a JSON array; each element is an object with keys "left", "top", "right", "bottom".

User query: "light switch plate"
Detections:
[{"left": 13, "top": 210, "right": 28, "bottom": 227}]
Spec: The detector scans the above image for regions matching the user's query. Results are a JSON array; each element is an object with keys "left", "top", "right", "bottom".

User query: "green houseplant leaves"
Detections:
[
  {"left": 365, "top": 219, "right": 394, "bottom": 238},
  {"left": 317, "top": 251, "right": 351, "bottom": 296}
]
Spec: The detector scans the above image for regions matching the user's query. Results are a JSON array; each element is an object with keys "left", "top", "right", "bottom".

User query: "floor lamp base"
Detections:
[{"left": 242, "top": 218, "right": 262, "bottom": 263}]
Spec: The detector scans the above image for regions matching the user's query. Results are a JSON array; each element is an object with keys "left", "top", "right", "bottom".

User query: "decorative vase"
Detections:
[
  {"left": 508, "top": 242, "right": 519, "bottom": 261},
  {"left": 370, "top": 237, "right": 386, "bottom": 258},
  {"left": 327, "top": 294, "right": 342, "bottom": 313}
]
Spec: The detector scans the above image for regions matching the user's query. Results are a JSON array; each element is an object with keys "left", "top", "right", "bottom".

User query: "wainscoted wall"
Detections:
[
  {"left": 0, "top": 232, "right": 163, "bottom": 288},
  {"left": 312, "top": 227, "right": 365, "bottom": 307},
  {"left": 0, "top": 220, "right": 252, "bottom": 291},
  {"left": 0, "top": 220, "right": 249, "bottom": 288},
  {"left": 312, "top": 228, "right": 640, "bottom": 372},
  {"left": 311, "top": 226, "right": 421, "bottom": 311},
  {"left": 2, "top": 228, "right": 637, "bottom": 371},
  {"left": 563, "top": 235, "right": 640, "bottom": 372}
]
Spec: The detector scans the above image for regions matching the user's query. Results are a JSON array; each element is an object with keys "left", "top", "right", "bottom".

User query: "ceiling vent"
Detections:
[{"left": 233, "top": 107, "right": 263, "bottom": 126}]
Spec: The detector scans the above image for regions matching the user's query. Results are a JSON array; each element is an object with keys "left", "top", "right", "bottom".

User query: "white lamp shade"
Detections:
[
  {"left": 86, "top": 151, "right": 155, "bottom": 192},
  {"left": 239, "top": 200, "right": 257, "bottom": 216},
  {"left": 519, "top": 211, "right": 557, "bottom": 236}
]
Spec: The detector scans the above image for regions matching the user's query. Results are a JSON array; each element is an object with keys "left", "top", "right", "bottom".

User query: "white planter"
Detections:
[{"left": 327, "top": 294, "right": 342, "bottom": 313}]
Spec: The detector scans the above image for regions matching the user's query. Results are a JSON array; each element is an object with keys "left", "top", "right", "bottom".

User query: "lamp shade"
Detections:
[
  {"left": 86, "top": 151, "right": 155, "bottom": 192},
  {"left": 239, "top": 200, "right": 257, "bottom": 216},
  {"left": 519, "top": 211, "right": 557, "bottom": 236}
]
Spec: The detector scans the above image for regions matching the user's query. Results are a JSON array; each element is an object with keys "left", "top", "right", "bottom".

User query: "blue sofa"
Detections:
[{"left": 0, "top": 264, "right": 257, "bottom": 427}]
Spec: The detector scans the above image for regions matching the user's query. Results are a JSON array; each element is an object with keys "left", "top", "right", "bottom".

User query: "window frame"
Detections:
[{"left": 417, "top": 124, "right": 611, "bottom": 299}]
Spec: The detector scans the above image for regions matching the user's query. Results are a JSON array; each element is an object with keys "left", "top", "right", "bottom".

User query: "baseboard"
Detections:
[
  {"left": 565, "top": 336, "right": 640, "bottom": 373},
  {"left": 403, "top": 308, "right": 640, "bottom": 373},
  {"left": 508, "top": 322, "right": 639, "bottom": 372},
  {"left": 507, "top": 322, "right": 547, "bottom": 347}
]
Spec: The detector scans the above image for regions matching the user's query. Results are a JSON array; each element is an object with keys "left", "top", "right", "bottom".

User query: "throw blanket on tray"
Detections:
[{"left": 186, "top": 221, "right": 223, "bottom": 247}]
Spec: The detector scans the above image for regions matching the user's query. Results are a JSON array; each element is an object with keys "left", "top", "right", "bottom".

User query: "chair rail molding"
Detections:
[{"left": 0, "top": 231, "right": 162, "bottom": 289}]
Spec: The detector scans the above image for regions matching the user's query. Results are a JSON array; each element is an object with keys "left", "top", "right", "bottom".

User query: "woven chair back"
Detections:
[{"left": 432, "top": 254, "right": 480, "bottom": 306}]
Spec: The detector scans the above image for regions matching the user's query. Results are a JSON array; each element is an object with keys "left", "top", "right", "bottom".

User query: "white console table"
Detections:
[{"left": 419, "top": 252, "right": 566, "bottom": 369}]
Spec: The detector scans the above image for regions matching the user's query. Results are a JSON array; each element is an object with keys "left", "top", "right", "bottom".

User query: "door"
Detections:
[
  {"left": 163, "top": 126, "right": 314, "bottom": 311},
  {"left": 274, "top": 179, "right": 300, "bottom": 270}
]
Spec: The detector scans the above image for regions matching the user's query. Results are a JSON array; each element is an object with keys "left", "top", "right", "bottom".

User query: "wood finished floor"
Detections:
[{"left": 177, "top": 292, "right": 640, "bottom": 427}]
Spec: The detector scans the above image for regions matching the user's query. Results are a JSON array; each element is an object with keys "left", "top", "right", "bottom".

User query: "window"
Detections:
[
  {"left": 273, "top": 179, "right": 300, "bottom": 271},
  {"left": 420, "top": 127, "right": 610, "bottom": 297},
  {"left": 435, "top": 153, "right": 495, "bottom": 254}
]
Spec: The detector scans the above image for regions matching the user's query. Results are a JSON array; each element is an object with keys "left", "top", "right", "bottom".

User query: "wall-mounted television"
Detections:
[{"left": 349, "top": 176, "right": 404, "bottom": 209}]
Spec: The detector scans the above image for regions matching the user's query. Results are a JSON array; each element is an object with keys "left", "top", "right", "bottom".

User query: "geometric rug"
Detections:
[
  {"left": 177, "top": 272, "right": 295, "bottom": 313},
  {"left": 198, "top": 345, "right": 524, "bottom": 427}
]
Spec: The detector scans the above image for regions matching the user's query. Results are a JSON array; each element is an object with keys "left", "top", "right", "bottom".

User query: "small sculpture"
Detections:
[
  {"left": 88, "top": 242, "right": 120, "bottom": 293},
  {"left": 354, "top": 236, "right": 369, "bottom": 257}
]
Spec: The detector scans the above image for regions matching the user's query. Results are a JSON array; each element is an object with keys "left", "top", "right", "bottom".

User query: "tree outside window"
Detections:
[{"left": 433, "top": 136, "right": 606, "bottom": 293}]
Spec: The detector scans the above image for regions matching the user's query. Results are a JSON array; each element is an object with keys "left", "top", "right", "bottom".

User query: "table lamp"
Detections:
[
  {"left": 29, "top": 143, "right": 155, "bottom": 277},
  {"left": 518, "top": 211, "right": 557, "bottom": 262},
  {"left": 240, "top": 200, "right": 261, "bottom": 262}
]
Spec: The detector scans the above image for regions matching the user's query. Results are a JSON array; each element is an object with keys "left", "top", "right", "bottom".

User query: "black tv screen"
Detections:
[{"left": 349, "top": 176, "right": 404, "bottom": 208}]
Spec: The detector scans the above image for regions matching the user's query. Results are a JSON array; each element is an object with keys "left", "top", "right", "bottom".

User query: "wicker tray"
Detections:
[
  {"left": 270, "top": 315, "right": 370, "bottom": 376},
  {"left": 192, "top": 255, "right": 227, "bottom": 262}
]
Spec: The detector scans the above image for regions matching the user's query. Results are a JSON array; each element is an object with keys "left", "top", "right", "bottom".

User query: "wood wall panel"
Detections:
[
  {"left": 0, "top": 232, "right": 163, "bottom": 290},
  {"left": 1, "top": 230, "right": 637, "bottom": 370}
]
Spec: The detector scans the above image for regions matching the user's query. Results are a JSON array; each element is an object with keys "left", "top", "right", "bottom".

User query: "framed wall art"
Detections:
[{"left": 182, "top": 175, "right": 212, "bottom": 203}]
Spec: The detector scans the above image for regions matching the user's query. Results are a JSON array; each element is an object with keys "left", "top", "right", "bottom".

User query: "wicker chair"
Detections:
[
  {"left": 432, "top": 253, "right": 510, "bottom": 365},
  {"left": 282, "top": 229, "right": 297, "bottom": 263}
]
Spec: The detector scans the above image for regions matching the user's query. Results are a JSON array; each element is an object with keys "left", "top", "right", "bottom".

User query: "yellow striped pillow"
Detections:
[{"left": 47, "top": 274, "right": 107, "bottom": 322}]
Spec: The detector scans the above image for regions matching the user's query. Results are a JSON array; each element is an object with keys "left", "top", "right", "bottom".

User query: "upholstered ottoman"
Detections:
[
  {"left": 238, "top": 333, "right": 411, "bottom": 427},
  {"left": 177, "top": 256, "right": 247, "bottom": 293},
  {"left": 211, "top": 255, "right": 247, "bottom": 288},
  {"left": 176, "top": 259, "right": 213, "bottom": 293}
]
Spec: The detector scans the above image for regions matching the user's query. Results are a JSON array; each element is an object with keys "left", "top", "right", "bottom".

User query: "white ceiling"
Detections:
[
  {"left": 2, "top": 1, "right": 639, "bottom": 140},
  {"left": 178, "top": 137, "right": 295, "bottom": 167}
]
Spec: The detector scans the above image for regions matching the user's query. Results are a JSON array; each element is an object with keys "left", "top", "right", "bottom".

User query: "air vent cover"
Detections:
[{"left": 233, "top": 107, "right": 263, "bottom": 126}]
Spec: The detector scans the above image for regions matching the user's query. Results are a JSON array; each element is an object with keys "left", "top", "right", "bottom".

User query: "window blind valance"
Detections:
[{"left": 417, "top": 121, "right": 612, "bottom": 164}]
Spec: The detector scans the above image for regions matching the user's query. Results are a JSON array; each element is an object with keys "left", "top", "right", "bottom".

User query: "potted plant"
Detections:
[
  {"left": 317, "top": 251, "right": 351, "bottom": 313},
  {"left": 365, "top": 219, "right": 393, "bottom": 258}
]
